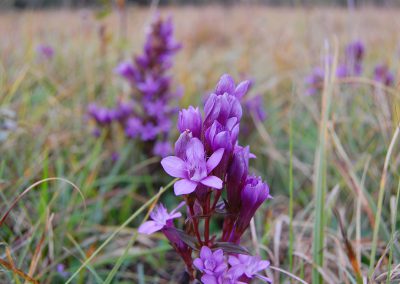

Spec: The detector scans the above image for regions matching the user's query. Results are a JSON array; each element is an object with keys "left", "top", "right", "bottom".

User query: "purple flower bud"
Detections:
[
  {"left": 226, "top": 146, "right": 250, "bottom": 210},
  {"left": 178, "top": 106, "right": 203, "bottom": 138},
  {"left": 215, "top": 74, "right": 236, "bottom": 95},
  {"left": 234, "top": 80, "right": 252, "bottom": 99},
  {"left": 204, "top": 93, "right": 242, "bottom": 129},
  {"left": 205, "top": 121, "right": 233, "bottom": 153},
  {"left": 235, "top": 175, "right": 271, "bottom": 238},
  {"left": 345, "top": 40, "right": 365, "bottom": 63}
]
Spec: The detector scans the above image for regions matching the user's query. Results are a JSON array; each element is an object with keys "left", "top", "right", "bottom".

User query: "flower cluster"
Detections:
[
  {"left": 88, "top": 16, "right": 181, "bottom": 157},
  {"left": 305, "top": 40, "right": 396, "bottom": 95},
  {"left": 139, "top": 74, "right": 272, "bottom": 283}
]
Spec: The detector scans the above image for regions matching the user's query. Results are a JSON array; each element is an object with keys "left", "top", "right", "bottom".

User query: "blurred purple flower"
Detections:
[
  {"left": 153, "top": 140, "right": 172, "bottom": 157},
  {"left": 245, "top": 95, "right": 267, "bottom": 122},
  {"left": 138, "top": 202, "right": 184, "bottom": 235},
  {"left": 114, "top": 61, "right": 137, "bottom": 83},
  {"left": 305, "top": 67, "right": 324, "bottom": 96},
  {"left": 36, "top": 44, "right": 54, "bottom": 60},
  {"left": 161, "top": 137, "right": 224, "bottom": 195},
  {"left": 374, "top": 64, "right": 395, "bottom": 86}
]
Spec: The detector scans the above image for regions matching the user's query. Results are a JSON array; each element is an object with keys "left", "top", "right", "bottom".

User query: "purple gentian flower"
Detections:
[
  {"left": 226, "top": 146, "right": 250, "bottom": 210},
  {"left": 374, "top": 64, "right": 395, "bottom": 86},
  {"left": 36, "top": 44, "right": 54, "bottom": 60},
  {"left": 214, "top": 74, "right": 251, "bottom": 99},
  {"left": 305, "top": 67, "right": 324, "bottom": 96},
  {"left": 178, "top": 106, "right": 203, "bottom": 138},
  {"left": 153, "top": 140, "right": 172, "bottom": 157},
  {"left": 245, "top": 95, "right": 267, "bottom": 122},
  {"left": 194, "top": 246, "right": 227, "bottom": 276},
  {"left": 161, "top": 137, "right": 224, "bottom": 195},
  {"left": 114, "top": 61, "right": 137, "bottom": 83},
  {"left": 235, "top": 175, "right": 271, "bottom": 238},
  {"left": 228, "top": 254, "right": 271, "bottom": 282},
  {"left": 138, "top": 202, "right": 184, "bottom": 235},
  {"left": 125, "top": 117, "right": 142, "bottom": 138}
]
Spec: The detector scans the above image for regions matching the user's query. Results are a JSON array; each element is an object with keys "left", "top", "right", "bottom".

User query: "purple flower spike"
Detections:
[
  {"left": 228, "top": 254, "right": 271, "bottom": 282},
  {"left": 304, "top": 67, "right": 324, "bottom": 96},
  {"left": 138, "top": 202, "right": 184, "bottom": 235},
  {"left": 194, "top": 246, "right": 227, "bottom": 276},
  {"left": 178, "top": 106, "right": 203, "bottom": 138},
  {"left": 161, "top": 137, "right": 224, "bottom": 195}
]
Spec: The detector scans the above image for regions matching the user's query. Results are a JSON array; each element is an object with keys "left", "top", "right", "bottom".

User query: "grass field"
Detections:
[{"left": 0, "top": 5, "right": 399, "bottom": 283}]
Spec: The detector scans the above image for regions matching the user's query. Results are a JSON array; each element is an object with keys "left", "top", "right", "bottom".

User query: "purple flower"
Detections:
[
  {"left": 235, "top": 175, "right": 271, "bottom": 238},
  {"left": 345, "top": 40, "right": 365, "bottom": 64},
  {"left": 305, "top": 67, "right": 324, "bottom": 96},
  {"left": 36, "top": 44, "right": 54, "bottom": 60},
  {"left": 138, "top": 202, "right": 184, "bottom": 235},
  {"left": 205, "top": 121, "right": 236, "bottom": 153},
  {"left": 343, "top": 40, "right": 365, "bottom": 76},
  {"left": 161, "top": 137, "right": 224, "bottom": 195},
  {"left": 204, "top": 93, "right": 242, "bottom": 130},
  {"left": 178, "top": 106, "right": 203, "bottom": 138},
  {"left": 194, "top": 246, "right": 227, "bottom": 276},
  {"left": 57, "top": 264, "right": 69, "bottom": 278},
  {"left": 87, "top": 103, "right": 114, "bottom": 125},
  {"left": 245, "top": 95, "right": 267, "bottom": 122},
  {"left": 140, "top": 122, "right": 159, "bottom": 141},
  {"left": 226, "top": 146, "right": 250, "bottom": 210},
  {"left": 374, "top": 64, "right": 395, "bottom": 86},
  {"left": 124, "top": 117, "right": 142, "bottom": 138},
  {"left": 228, "top": 254, "right": 271, "bottom": 282},
  {"left": 153, "top": 140, "right": 172, "bottom": 157},
  {"left": 114, "top": 61, "right": 137, "bottom": 83},
  {"left": 214, "top": 74, "right": 252, "bottom": 99}
]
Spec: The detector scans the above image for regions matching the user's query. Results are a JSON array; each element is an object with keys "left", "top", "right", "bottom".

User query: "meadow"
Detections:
[{"left": 0, "top": 5, "right": 399, "bottom": 283}]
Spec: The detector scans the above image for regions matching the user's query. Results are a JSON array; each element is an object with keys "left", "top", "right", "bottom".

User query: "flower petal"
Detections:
[
  {"left": 200, "top": 246, "right": 212, "bottom": 259},
  {"left": 234, "top": 80, "right": 251, "bottom": 99},
  {"left": 200, "top": 176, "right": 223, "bottom": 189},
  {"left": 206, "top": 148, "right": 224, "bottom": 173},
  {"left": 193, "top": 258, "right": 204, "bottom": 270},
  {"left": 161, "top": 156, "right": 186, "bottom": 178},
  {"left": 174, "top": 179, "right": 198, "bottom": 195},
  {"left": 138, "top": 221, "right": 164, "bottom": 235}
]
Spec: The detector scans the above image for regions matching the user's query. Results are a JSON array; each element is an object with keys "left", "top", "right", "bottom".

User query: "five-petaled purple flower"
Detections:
[
  {"left": 194, "top": 247, "right": 227, "bottom": 278},
  {"left": 138, "top": 202, "right": 184, "bottom": 235},
  {"left": 228, "top": 254, "right": 271, "bottom": 283},
  {"left": 161, "top": 137, "right": 224, "bottom": 195}
]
